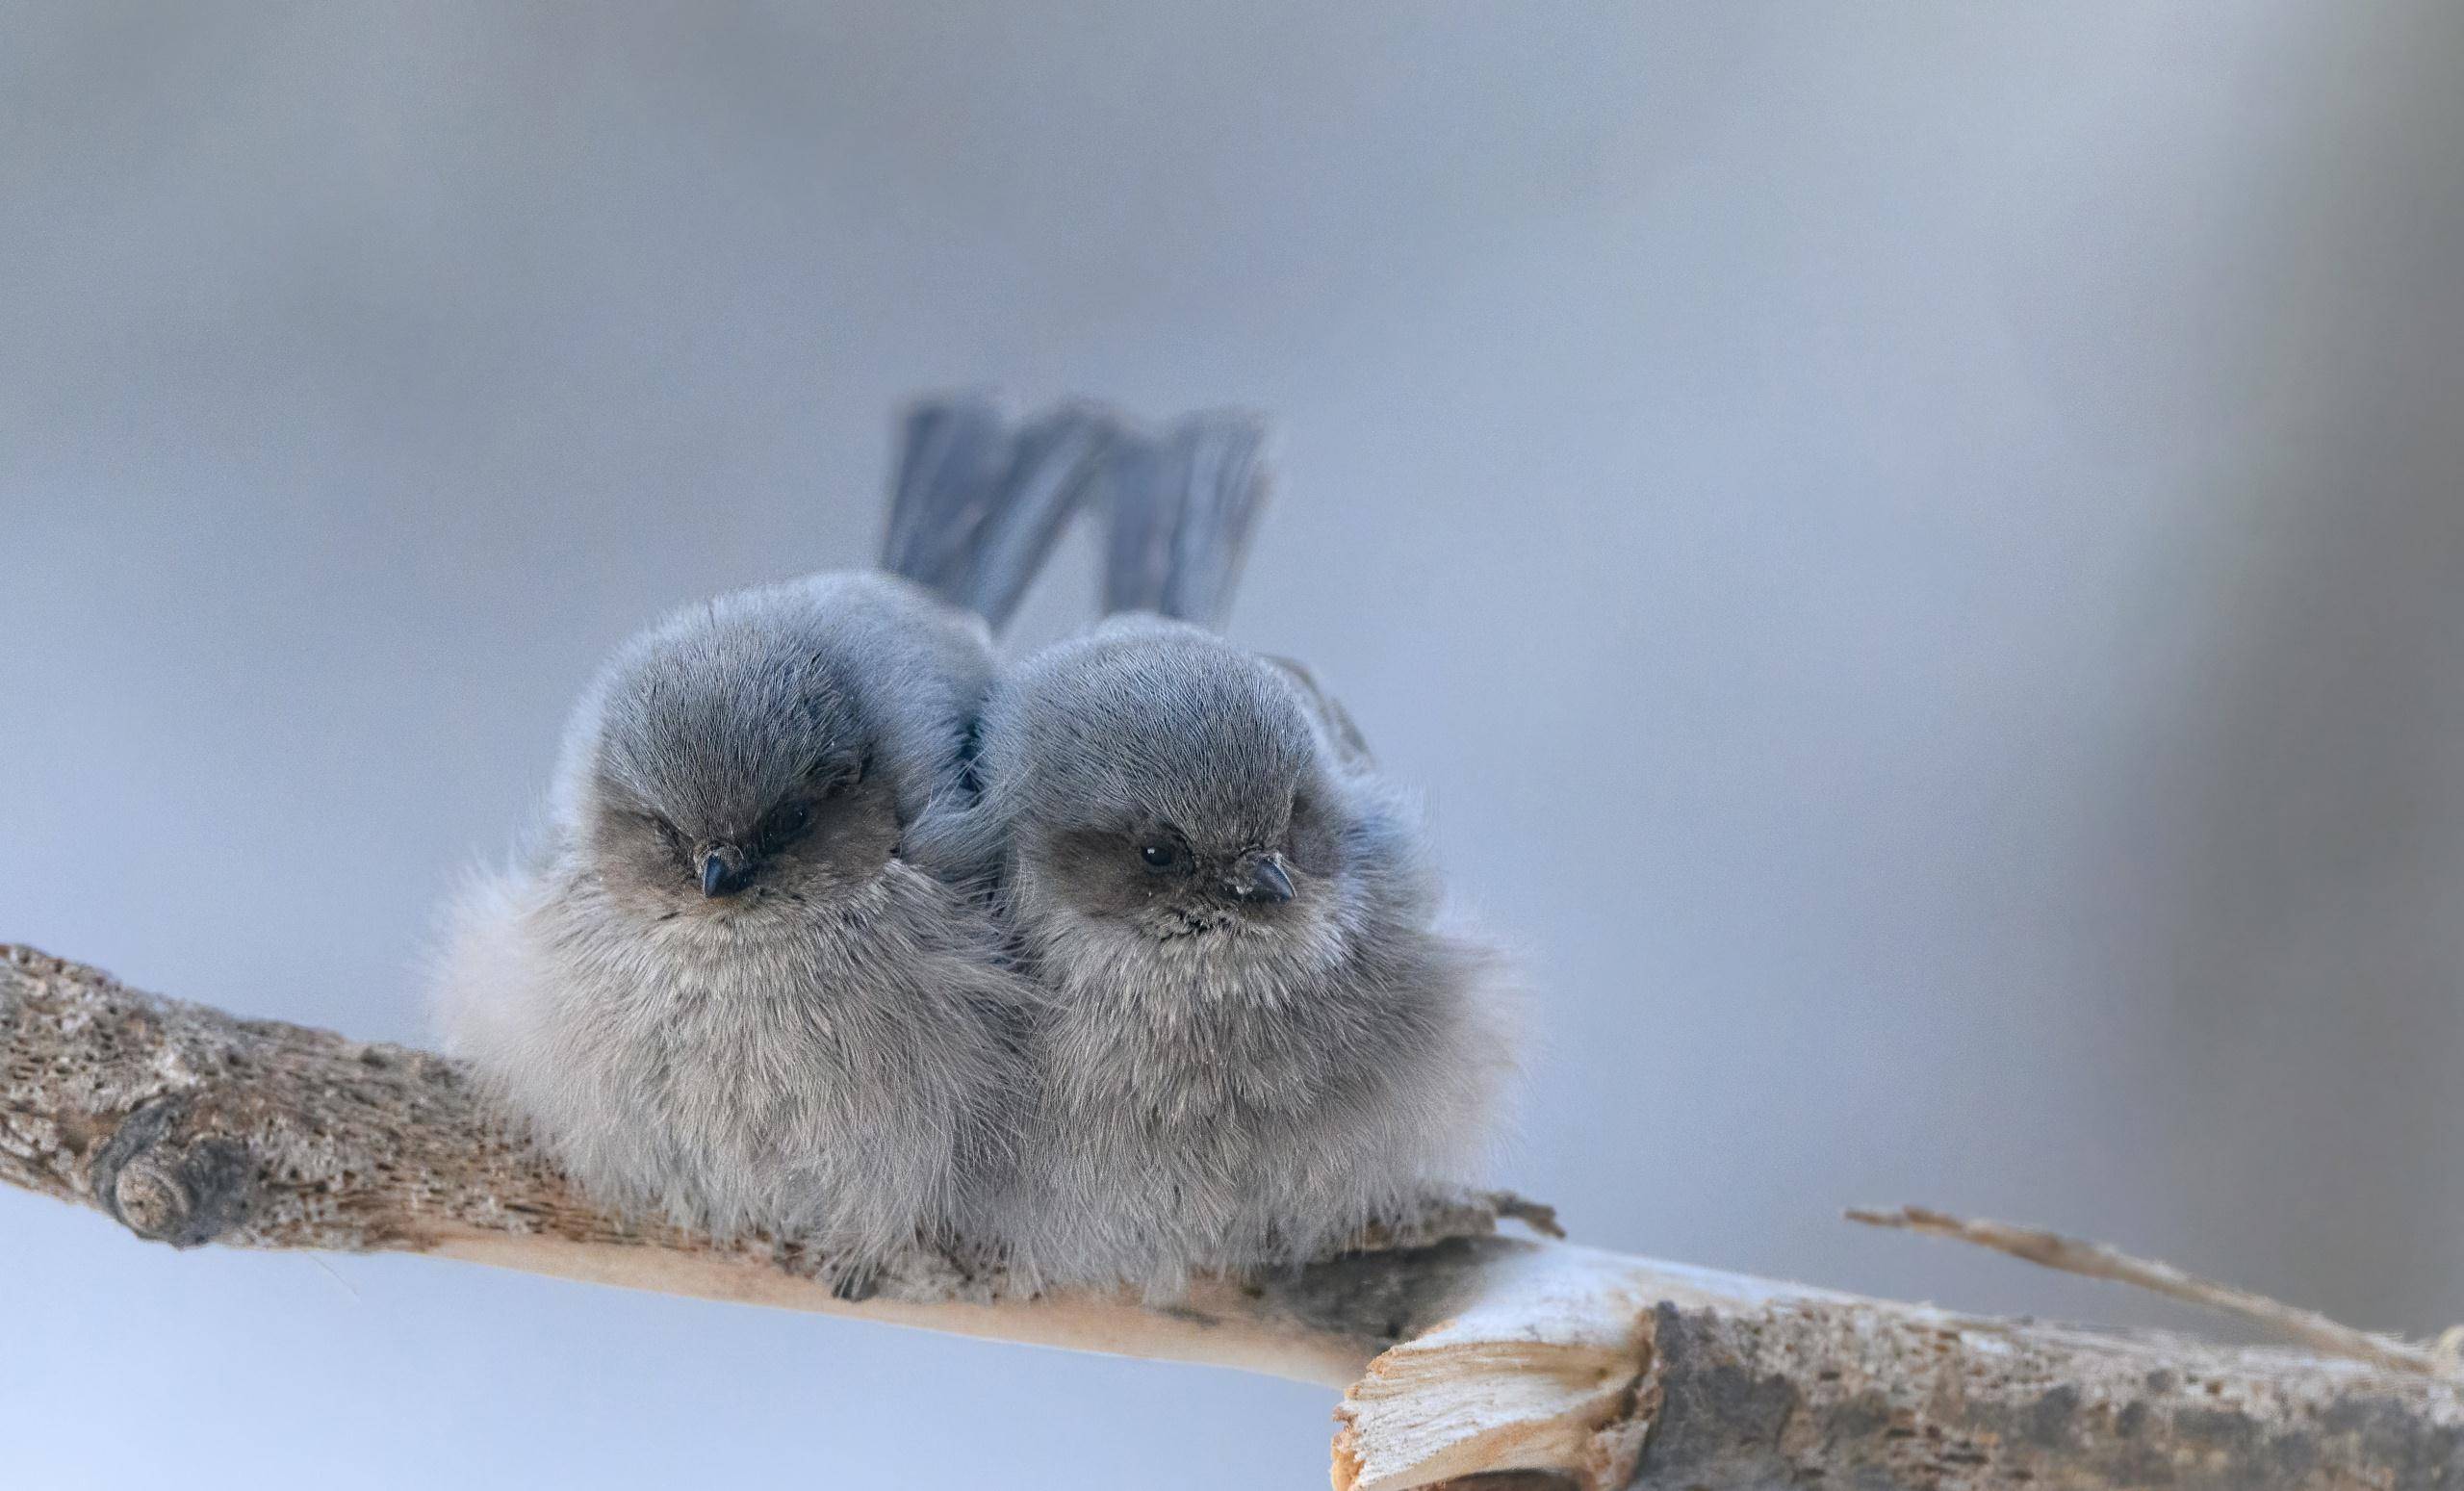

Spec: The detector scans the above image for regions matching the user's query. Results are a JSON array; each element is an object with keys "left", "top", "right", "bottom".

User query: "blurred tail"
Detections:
[
  {"left": 881, "top": 395, "right": 1006, "bottom": 607},
  {"left": 965, "top": 406, "right": 1114, "bottom": 630},
  {"left": 1100, "top": 412, "right": 1271, "bottom": 630},
  {"left": 881, "top": 397, "right": 1113, "bottom": 631}
]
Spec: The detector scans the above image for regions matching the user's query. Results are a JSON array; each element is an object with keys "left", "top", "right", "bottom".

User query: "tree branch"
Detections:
[
  {"left": 1848, "top": 1205, "right": 2453, "bottom": 1379},
  {"left": 8, "top": 943, "right": 2462, "bottom": 1489}
]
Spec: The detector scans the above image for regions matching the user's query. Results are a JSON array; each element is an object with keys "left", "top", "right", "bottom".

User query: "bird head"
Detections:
[
  {"left": 995, "top": 620, "right": 1349, "bottom": 947},
  {"left": 572, "top": 587, "right": 906, "bottom": 922}
]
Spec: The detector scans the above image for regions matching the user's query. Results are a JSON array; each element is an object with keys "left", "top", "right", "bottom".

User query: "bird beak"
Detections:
[
  {"left": 1232, "top": 854, "right": 1296, "bottom": 905},
  {"left": 699, "top": 845, "right": 749, "bottom": 898}
]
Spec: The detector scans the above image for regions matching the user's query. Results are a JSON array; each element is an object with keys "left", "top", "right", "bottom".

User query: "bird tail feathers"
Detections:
[
  {"left": 880, "top": 396, "right": 1113, "bottom": 632},
  {"left": 1099, "top": 412, "right": 1271, "bottom": 630}
]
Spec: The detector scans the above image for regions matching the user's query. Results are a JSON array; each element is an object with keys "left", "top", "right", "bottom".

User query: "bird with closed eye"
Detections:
[{"left": 430, "top": 400, "right": 1105, "bottom": 1287}]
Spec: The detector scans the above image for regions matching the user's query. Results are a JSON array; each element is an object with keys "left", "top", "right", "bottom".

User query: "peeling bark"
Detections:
[
  {"left": 8, "top": 944, "right": 2461, "bottom": 1489},
  {"left": 1336, "top": 1255, "right": 2464, "bottom": 1490},
  {"left": 0, "top": 943, "right": 1529, "bottom": 1376}
]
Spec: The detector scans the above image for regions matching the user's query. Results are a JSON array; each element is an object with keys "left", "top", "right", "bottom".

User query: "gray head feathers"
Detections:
[
  {"left": 558, "top": 572, "right": 990, "bottom": 850},
  {"left": 985, "top": 616, "right": 1322, "bottom": 846},
  {"left": 974, "top": 625, "right": 1515, "bottom": 1291}
]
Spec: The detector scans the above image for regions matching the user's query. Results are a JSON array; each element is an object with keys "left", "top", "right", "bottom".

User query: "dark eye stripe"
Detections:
[
  {"left": 759, "top": 802, "right": 812, "bottom": 854},
  {"left": 807, "top": 753, "right": 867, "bottom": 795}
]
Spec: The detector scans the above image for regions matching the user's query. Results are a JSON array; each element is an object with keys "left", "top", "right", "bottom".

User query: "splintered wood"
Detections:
[{"left": 8, "top": 945, "right": 2461, "bottom": 1489}]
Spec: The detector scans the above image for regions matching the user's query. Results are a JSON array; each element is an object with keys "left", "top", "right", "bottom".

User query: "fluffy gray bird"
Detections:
[
  {"left": 432, "top": 402, "right": 1102, "bottom": 1283},
  {"left": 956, "top": 417, "right": 1515, "bottom": 1294}
]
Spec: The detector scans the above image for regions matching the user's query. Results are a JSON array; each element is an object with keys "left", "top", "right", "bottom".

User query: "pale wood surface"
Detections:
[{"left": 9, "top": 944, "right": 2460, "bottom": 1489}]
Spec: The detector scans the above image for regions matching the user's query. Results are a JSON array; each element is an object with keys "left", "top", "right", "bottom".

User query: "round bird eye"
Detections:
[
  {"left": 1139, "top": 842, "right": 1180, "bottom": 871},
  {"left": 759, "top": 802, "right": 812, "bottom": 855}
]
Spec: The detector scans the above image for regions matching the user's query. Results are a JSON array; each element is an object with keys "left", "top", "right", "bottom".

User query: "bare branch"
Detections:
[
  {"left": 1848, "top": 1204, "right": 2451, "bottom": 1379},
  {"left": 10, "top": 944, "right": 2464, "bottom": 1489}
]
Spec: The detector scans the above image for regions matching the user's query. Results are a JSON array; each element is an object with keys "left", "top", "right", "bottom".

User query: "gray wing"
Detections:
[
  {"left": 1100, "top": 412, "right": 1271, "bottom": 630},
  {"left": 1263, "top": 654, "right": 1373, "bottom": 768},
  {"left": 881, "top": 396, "right": 1113, "bottom": 632}
]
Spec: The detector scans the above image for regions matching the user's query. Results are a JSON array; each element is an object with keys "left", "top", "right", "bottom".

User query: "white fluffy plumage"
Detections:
[
  {"left": 951, "top": 616, "right": 1518, "bottom": 1295},
  {"left": 432, "top": 574, "right": 1032, "bottom": 1281}
]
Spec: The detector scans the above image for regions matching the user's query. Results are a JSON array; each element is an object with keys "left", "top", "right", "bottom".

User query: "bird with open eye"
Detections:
[
  {"left": 429, "top": 400, "right": 1107, "bottom": 1287},
  {"left": 948, "top": 415, "right": 1517, "bottom": 1295}
]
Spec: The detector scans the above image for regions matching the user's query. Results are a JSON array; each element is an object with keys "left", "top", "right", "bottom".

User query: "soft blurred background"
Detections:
[{"left": 5, "top": 3, "right": 2461, "bottom": 1485}]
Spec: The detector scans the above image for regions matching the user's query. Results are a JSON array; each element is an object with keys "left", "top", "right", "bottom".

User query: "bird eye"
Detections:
[
  {"left": 1139, "top": 842, "right": 1181, "bottom": 871},
  {"left": 758, "top": 802, "right": 812, "bottom": 855}
]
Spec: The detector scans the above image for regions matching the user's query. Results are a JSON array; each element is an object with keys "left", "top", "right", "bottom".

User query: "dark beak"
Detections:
[
  {"left": 699, "top": 846, "right": 750, "bottom": 898},
  {"left": 1233, "top": 854, "right": 1296, "bottom": 905}
]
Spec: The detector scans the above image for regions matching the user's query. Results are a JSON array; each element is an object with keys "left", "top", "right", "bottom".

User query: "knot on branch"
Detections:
[{"left": 89, "top": 1095, "right": 256, "bottom": 1247}]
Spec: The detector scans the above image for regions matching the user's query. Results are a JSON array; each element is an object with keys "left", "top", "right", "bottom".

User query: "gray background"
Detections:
[{"left": 6, "top": 4, "right": 2462, "bottom": 1486}]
